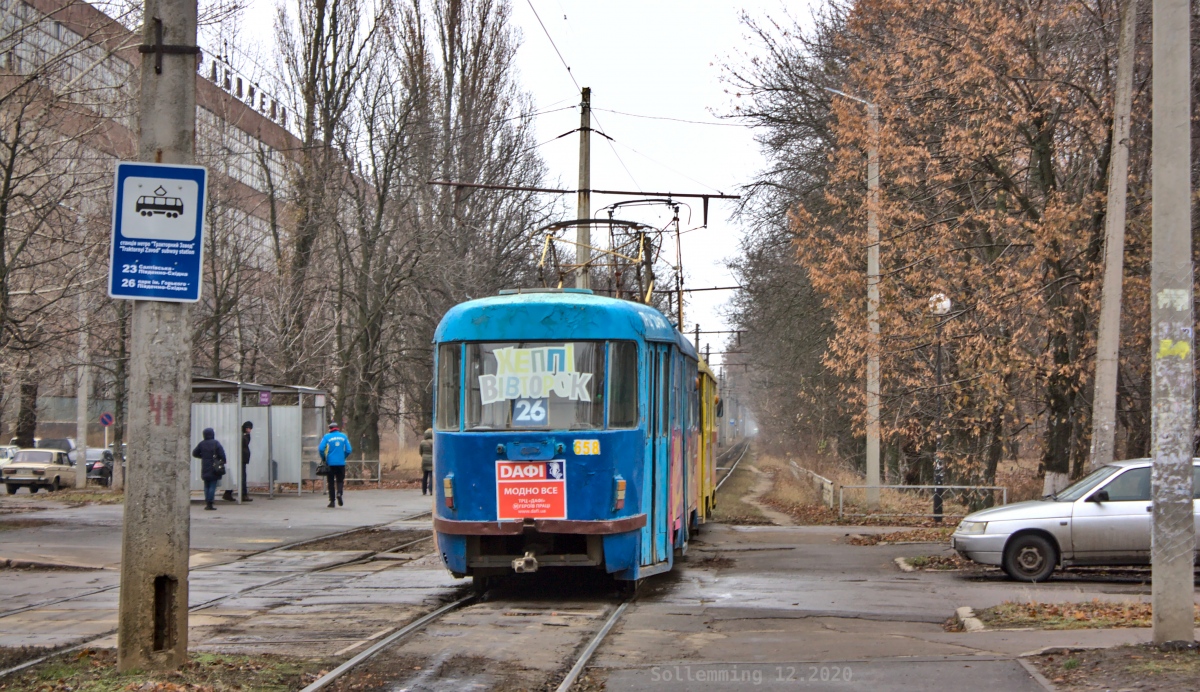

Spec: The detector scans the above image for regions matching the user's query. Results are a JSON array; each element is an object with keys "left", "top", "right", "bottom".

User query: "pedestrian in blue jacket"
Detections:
[{"left": 319, "top": 421, "right": 352, "bottom": 508}]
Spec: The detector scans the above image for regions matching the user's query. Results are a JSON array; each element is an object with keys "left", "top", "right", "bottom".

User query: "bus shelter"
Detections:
[{"left": 190, "top": 378, "right": 328, "bottom": 501}]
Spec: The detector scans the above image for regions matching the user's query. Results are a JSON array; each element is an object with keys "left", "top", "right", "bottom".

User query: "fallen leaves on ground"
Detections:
[
  {"left": 1031, "top": 644, "right": 1200, "bottom": 691},
  {"left": 848, "top": 528, "right": 953, "bottom": 545},
  {"left": 904, "top": 554, "right": 972, "bottom": 570},
  {"left": 979, "top": 599, "right": 1200, "bottom": 630}
]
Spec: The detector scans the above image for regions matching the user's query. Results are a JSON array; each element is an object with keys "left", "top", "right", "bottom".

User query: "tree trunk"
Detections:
[{"left": 14, "top": 377, "right": 37, "bottom": 447}]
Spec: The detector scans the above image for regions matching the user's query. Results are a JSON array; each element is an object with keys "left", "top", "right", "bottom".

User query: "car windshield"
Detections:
[
  {"left": 13, "top": 450, "right": 54, "bottom": 464},
  {"left": 36, "top": 439, "right": 72, "bottom": 451},
  {"left": 1054, "top": 465, "right": 1122, "bottom": 501}
]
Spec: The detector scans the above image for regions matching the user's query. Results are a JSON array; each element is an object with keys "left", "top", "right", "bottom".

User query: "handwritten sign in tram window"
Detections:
[{"left": 478, "top": 344, "right": 593, "bottom": 405}]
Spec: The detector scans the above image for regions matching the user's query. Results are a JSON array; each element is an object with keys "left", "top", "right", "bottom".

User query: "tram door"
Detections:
[{"left": 649, "top": 344, "right": 670, "bottom": 564}]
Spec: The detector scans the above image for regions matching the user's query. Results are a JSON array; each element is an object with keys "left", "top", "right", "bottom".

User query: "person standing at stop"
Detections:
[
  {"left": 192, "top": 428, "right": 227, "bottom": 511},
  {"left": 319, "top": 422, "right": 352, "bottom": 508},
  {"left": 419, "top": 428, "right": 433, "bottom": 495}
]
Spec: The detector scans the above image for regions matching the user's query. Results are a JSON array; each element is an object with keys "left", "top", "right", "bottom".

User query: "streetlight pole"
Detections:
[
  {"left": 929, "top": 293, "right": 951, "bottom": 522},
  {"left": 825, "top": 87, "right": 881, "bottom": 509}
]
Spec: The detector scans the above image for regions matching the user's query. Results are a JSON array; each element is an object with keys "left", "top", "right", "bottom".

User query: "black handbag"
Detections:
[
  {"left": 315, "top": 463, "right": 329, "bottom": 476},
  {"left": 214, "top": 460, "right": 226, "bottom": 478}
]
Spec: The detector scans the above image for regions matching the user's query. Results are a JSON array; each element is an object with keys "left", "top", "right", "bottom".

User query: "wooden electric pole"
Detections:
[
  {"left": 576, "top": 87, "right": 591, "bottom": 289},
  {"left": 1090, "top": 0, "right": 1138, "bottom": 470},
  {"left": 1149, "top": 0, "right": 1195, "bottom": 647},
  {"left": 117, "top": 0, "right": 198, "bottom": 671}
]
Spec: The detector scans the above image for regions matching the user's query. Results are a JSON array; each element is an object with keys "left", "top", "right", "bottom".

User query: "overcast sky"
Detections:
[
  {"left": 506, "top": 0, "right": 803, "bottom": 366},
  {"left": 238, "top": 0, "right": 809, "bottom": 366}
]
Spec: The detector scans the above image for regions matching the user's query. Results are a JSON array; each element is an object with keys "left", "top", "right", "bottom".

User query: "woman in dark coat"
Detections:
[
  {"left": 193, "top": 428, "right": 227, "bottom": 510},
  {"left": 419, "top": 429, "right": 433, "bottom": 496}
]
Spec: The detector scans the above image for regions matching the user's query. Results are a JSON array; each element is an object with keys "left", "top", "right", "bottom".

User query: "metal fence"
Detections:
[{"left": 838, "top": 484, "right": 1008, "bottom": 519}]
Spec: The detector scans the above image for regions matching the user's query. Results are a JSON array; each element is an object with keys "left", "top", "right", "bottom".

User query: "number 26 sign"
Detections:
[{"left": 512, "top": 398, "right": 548, "bottom": 425}]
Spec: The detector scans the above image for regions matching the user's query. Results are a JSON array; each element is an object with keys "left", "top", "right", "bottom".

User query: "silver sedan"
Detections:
[{"left": 951, "top": 459, "right": 1199, "bottom": 582}]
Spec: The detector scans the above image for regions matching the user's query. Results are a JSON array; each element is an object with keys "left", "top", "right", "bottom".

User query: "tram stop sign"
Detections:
[{"left": 108, "top": 162, "right": 207, "bottom": 302}]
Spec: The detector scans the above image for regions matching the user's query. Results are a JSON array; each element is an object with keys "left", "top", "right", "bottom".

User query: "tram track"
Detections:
[
  {"left": 715, "top": 438, "right": 751, "bottom": 492},
  {"left": 298, "top": 587, "right": 635, "bottom": 692},
  {"left": 0, "top": 509, "right": 433, "bottom": 621},
  {"left": 0, "top": 508, "right": 435, "bottom": 680}
]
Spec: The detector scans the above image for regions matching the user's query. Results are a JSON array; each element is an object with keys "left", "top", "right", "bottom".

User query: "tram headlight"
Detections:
[
  {"left": 613, "top": 476, "right": 626, "bottom": 511},
  {"left": 443, "top": 476, "right": 455, "bottom": 510}
]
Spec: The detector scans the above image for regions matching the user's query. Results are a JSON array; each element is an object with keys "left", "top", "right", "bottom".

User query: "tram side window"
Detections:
[
  {"left": 608, "top": 341, "right": 639, "bottom": 428},
  {"left": 466, "top": 342, "right": 605, "bottom": 431},
  {"left": 435, "top": 344, "right": 461, "bottom": 431}
]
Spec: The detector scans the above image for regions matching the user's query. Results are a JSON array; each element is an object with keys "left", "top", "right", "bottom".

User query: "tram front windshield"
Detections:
[{"left": 466, "top": 342, "right": 605, "bottom": 430}]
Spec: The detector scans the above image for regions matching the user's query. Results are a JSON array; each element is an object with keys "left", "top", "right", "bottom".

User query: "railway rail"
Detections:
[
  {"left": 299, "top": 588, "right": 634, "bottom": 692},
  {"left": 715, "top": 437, "right": 751, "bottom": 492},
  {"left": 0, "top": 509, "right": 434, "bottom": 679}
]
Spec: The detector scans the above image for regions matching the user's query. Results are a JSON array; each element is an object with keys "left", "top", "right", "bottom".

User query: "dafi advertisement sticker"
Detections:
[{"left": 496, "top": 460, "right": 566, "bottom": 520}]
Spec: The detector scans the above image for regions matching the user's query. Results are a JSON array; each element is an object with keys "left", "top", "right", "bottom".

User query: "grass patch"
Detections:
[
  {"left": 711, "top": 453, "right": 770, "bottom": 525},
  {"left": 1, "top": 648, "right": 330, "bottom": 691},
  {"left": 903, "top": 554, "right": 968, "bottom": 571},
  {"left": 978, "top": 600, "right": 1200, "bottom": 630},
  {"left": 1032, "top": 644, "right": 1200, "bottom": 690},
  {"left": 50, "top": 489, "right": 125, "bottom": 505}
]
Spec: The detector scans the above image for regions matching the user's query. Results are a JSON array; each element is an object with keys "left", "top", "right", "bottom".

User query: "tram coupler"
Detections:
[{"left": 512, "top": 550, "right": 539, "bottom": 573}]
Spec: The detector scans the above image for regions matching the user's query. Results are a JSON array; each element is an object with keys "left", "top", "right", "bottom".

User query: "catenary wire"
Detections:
[
  {"left": 525, "top": 0, "right": 580, "bottom": 93},
  {"left": 593, "top": 107, "right": 751, "bottom": 128}
]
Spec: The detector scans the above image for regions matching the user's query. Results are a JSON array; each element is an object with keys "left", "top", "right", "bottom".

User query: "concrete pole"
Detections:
[
  {"left": 1089, "top": 0, "right": 1138, "bottom": 470},
  {"left": 865, "top": 103, "right": 881, "bottom": 509},
  {"left": 1149, "top": 0, "right": 1195, "bottom": 647},
  {"left": 117, "top": 0, "right": 198, "bottom": 672},
  {"left": 576, "top": 87, "right": 591, "bottom": 290},
  {"left": 76, "top": 290, "right": 88, "bottom": 489}
]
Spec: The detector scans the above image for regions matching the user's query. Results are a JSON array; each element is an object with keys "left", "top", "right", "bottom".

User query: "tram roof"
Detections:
[{"left": 435, "top": 289, "right": 698, "bottom": 358}]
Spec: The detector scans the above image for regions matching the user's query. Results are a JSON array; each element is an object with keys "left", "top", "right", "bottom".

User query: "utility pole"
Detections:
[
  {"left": 1090, "top": 0, "right": 1138, "bottom": 470},
  {"left": 117, "top": 0, "right": 198, "bottom": 672},
  {"left": 576, "top": 87, "right": 591, "bottom": 289},
  {"left": 76, "top": 289, "right": 88, "bottom": 489},
  {"left": 865, "top": 103, "right": 881, "bottom": 510},
  {"left": 824, "top": 87, "right": 881, "bottom": 509},
  {"left": 1149, "top": 0, "right": 1195, "bottom": 647},
  {"left": 694, "top": 325, "right": 700, "bottom": 350}
]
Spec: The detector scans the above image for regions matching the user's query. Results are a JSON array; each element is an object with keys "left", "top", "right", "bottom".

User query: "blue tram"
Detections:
[{"left": 431, "top": 288, "right": 712, "bottom": 585}]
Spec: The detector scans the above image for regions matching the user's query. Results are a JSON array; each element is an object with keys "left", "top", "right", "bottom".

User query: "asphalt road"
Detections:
[{"left": 0, "top": 489, "right": 1193, "bottom": 690}]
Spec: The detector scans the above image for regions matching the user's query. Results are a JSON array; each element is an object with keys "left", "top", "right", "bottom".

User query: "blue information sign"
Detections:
[{"left": 108, "top": 162, "right": 207, "bottom": 302}]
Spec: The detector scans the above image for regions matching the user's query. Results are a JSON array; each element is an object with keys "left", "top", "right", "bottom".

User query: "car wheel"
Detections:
[
  {"left": 1003, "top": 534, "right": 1057, "bottom": 582},
  {"left": 29, "top": 485, "right": 38, "bottom": 494},
  {"left": 48, "top": 478, "right": 59, "bottom": 492},
  {"left": 4, "top": 484, "right": 15, "bottom": 495}
]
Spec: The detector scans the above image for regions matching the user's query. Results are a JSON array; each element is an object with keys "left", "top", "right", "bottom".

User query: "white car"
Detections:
[
  {"left": 952, "top": 459, "right": 1199, "bottom": 582},
  {"left": 0, "top": 446, "right": 19, "bottom": 467}
]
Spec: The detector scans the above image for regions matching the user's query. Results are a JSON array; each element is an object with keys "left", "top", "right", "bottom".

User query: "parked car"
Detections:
[
  {"left": 35, "top": 438, "right": 78, "bottom": 466},
  {"left": 952, "top": 458, "right": 1199, "bottom": 582},
  {"left": 0, "top": 446, "right": 19, "bottom": 467},
  {"left": 85, "top": 448, "right": 117, "bottom": 486},
  {"left": 2, "top": 448, "right": 75, "bottom": 494}
]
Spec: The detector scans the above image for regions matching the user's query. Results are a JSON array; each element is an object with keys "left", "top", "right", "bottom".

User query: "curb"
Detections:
[
  {"left": 894, "top": 557, "right": 915, "bottom": 572},
  {"left": 1017, "top": 657, "right": 1058, "bottom": 692},
  {"left": 954, "top": 605, "right": 985, "bottom": 632}
]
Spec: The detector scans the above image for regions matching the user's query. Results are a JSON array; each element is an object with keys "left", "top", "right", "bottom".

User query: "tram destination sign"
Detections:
[{"left": 108, "top": 162, "right": 208, "bottom": 302}]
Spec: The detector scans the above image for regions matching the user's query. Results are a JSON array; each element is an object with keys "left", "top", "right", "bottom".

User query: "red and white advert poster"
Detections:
[{"left": 496, "top": 460, "right": 566, "bottom": 520}]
